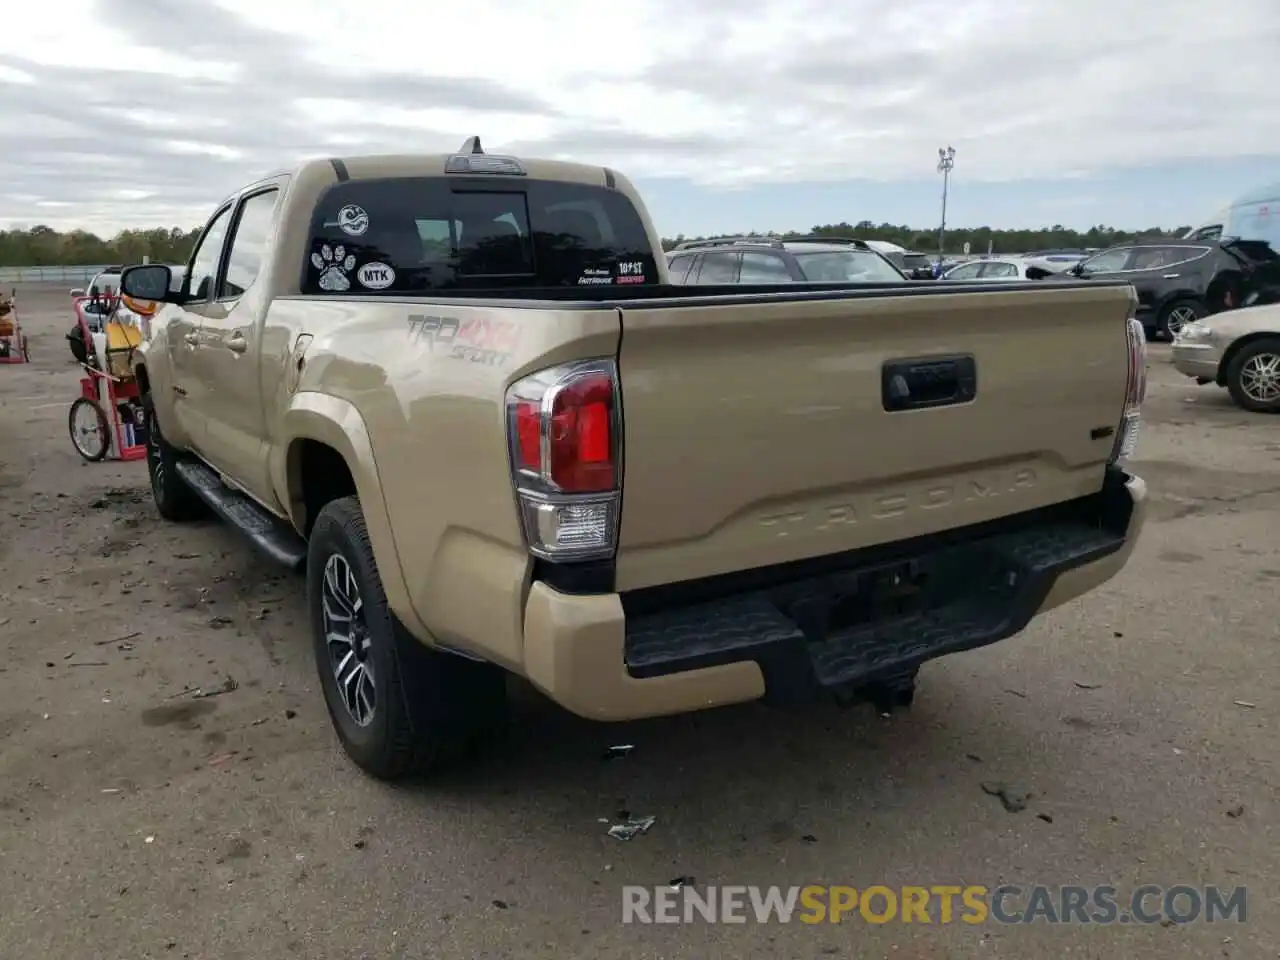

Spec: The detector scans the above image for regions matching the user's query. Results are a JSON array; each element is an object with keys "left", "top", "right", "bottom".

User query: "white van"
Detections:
[{"left": 1185, "top": 184, "right": 1280, "bottom": 245}]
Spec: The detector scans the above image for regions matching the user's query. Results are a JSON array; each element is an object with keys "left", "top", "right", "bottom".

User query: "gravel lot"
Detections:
[{"left": 1, "top": 282, "right": 1276, "bottom": 960}]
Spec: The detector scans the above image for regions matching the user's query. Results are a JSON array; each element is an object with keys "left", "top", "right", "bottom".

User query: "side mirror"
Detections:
[{"left": 121, "top": 264, "right": 181, "bottom": 304}]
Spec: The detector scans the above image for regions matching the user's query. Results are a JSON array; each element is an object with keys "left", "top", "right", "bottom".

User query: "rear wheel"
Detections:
[
  {"left": 1225, "top": 338, "right": 1280, "bottom": 413},
  {"left": 68, "top": 397, "right": 109, "bottom": 462},
  {"left": 143, "top": 393, "right": 207, "bottom": 520},
  {"left": 308, "top": 496, "right": 508, "bottom": 781},
  {"left": 1159, "top": 298, "right": 1205, "bottom": 340}
]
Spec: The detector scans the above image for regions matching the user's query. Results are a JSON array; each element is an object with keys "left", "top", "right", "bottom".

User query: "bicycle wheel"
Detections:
[
  {"left": 21, "top": 334, "right": 29, "bottom": 362},
  {"left": 69, "top": 396, "right": 110, "bottom": 462}
]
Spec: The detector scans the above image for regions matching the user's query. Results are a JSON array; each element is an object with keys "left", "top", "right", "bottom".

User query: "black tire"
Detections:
[
  {"left": 1225, "top": 337, "right": 1280, "bottom": 413},
  {"left": 1158, "top": 298, "right": 1206, "bottom": 341},
  {"left": 20, "top": 335, "right": 29, "bottom": 362},
  {"left": 68, "top": 397, "right": 110, "bottom": 462},
  {"left": 142, "top": 393, "right": 207, "bottom": 520},
  {"left": 307, "top": 496, "right": 507, "bottom": 781},
  {"left": 67, "top": 325, "right": 88, "bottom": 364}
]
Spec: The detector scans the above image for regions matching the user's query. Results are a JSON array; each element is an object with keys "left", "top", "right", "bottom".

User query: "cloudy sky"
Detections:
[{"left": 3, "top": 0, "right": 1280, "bottom": 237}]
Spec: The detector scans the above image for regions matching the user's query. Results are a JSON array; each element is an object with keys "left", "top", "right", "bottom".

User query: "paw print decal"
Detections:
[{"left": 311, "top": 243, "right": 356, "bottom": 292}]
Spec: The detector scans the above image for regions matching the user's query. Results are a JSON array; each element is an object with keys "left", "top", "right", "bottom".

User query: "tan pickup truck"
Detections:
[{"left": 120, "top": 139, "right": 1149, "bottom": 781}]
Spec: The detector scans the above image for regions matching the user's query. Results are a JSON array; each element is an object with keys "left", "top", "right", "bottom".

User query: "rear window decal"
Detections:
[
  {"left": 312, "top": 243, "right": 356, "bottom": 292},
  {"left": 356, "top": 261, "right": 396, "bottom": 290},
  {"left": 327, "top": 204, "right": 369, "bottom": 237},
  {"left": 578, "top": 267, "right": 613, "bottom": 286}
]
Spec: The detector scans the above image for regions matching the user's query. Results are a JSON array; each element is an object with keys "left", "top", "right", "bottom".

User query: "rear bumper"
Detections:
[{"left": 520, "top": 469, "right": 1148, "bottom": 721}]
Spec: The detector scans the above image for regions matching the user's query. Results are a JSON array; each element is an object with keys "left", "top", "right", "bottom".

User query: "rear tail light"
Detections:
[
  {"left": 1111, "top": 315, "right": 1146, "bottom": 464},
  {"left": 506, "top": 359, "right": 621, "bottom": 561}
]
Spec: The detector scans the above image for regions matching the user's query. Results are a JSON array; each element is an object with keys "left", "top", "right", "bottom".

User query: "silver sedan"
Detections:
[
  {"left": 1172, "top": 299, "right": 1280, "bottom": 413},
  {"left": 941, "top": 257, "right": 1063, "bottom": 281}
]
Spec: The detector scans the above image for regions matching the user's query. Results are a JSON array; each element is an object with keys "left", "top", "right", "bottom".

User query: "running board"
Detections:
[{"left": 175, "top": 460, "right": 307, "bottom": 571}]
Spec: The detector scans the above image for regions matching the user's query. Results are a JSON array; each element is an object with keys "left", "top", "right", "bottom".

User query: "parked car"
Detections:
[
  {"left": 1172, "top": 296, "right": 1280, "bottom": 412},
  {"left": 899, "top": 251, "right": 935, "bottom": 279},
  {"left": 1063, "top": 238, "right": 1280, "bottom": 340},
  {"left": 666, "top": 236, "right": 907, "bottom": 283},
  {"left": 942, "top": 257, "right": 1060, "bottom": 281}
]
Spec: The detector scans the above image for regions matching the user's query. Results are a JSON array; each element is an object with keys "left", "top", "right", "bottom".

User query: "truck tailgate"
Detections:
[{"left": 614, "top": 283, "right": 1135, "bottom": 591}]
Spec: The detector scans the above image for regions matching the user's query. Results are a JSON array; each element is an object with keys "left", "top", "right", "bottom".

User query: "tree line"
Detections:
[{"left": 0, "top": 220, "right": 1195, "bottom": 267}]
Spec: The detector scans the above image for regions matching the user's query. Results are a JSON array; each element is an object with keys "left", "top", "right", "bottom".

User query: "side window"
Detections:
[
  {"left": 1079, "top": 247, "right": 1132, "bottom": 274},
  {"left": 220, "top": 189, "right": 280, "bottom": 299},
  {"left": 739, "top": 252, "right": 794, "bottom": 283},
  {"left": 947, "top": 263, "right": 983, "bottom": 279},
  {"left": 693, "top": 251, "right": 740, "bottom": 284},
  {"left": 187, "top": 205, "right": 234, "bottom": 302},
  {"left": 981, "top": 262, "right": 1018, "bottom": 278},
  {"left": 667, "top": 254, "right": 694, "bottom": 283}
]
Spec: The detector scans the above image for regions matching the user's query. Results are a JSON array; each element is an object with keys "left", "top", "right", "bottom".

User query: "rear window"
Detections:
[{"left": 303, "top": 177, "right": 660, "bottom": 294}]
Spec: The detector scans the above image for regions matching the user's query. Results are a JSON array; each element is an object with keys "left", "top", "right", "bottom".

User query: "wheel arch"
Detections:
[
  {"left": 277, "top": 393, "right": 417, "bottom": 628},
  {"left": 1217, "top": 332, "right": 1280, "bottom": 387}
]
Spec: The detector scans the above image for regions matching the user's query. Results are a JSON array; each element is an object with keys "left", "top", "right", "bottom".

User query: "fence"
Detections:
[{"left": 0, "top": 265, "right": 111, "bottom": 285}]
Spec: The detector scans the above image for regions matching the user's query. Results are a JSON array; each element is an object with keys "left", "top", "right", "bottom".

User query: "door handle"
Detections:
[
  {"left": 183, "top": 332, "right": 199, "bottom": 346},
  {"left": 227, "top": 332, "right": 248, "bottom": 354},
  {"left": 1163, "top": 273, "right": 1181, "bottom": 279}
]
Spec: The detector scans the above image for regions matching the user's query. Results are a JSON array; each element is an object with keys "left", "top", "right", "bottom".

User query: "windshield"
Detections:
[
  {"left": 793, "top": 250, "right": 905, "bottom": 282},
  {"left": 1223, "top": 201, "right": 1280, "bottom": 250}
]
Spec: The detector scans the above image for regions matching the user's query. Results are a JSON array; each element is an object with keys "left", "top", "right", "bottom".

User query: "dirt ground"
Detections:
[{"left": 0, "top": 282, "right": 1277, "bottom": 960}]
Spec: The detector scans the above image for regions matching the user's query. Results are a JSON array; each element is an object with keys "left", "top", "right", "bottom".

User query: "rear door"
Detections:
[{"left": 613, "top": 285, "right": 1135, "bottom": 591}]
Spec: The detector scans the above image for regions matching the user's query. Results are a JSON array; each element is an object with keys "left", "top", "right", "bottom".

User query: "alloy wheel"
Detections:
[
  {"left": 322, "top": 553, "right": 376, "bottom": 727},
  {"left": 1240, "top": 352, "right": 1280, "bottom": 404}
]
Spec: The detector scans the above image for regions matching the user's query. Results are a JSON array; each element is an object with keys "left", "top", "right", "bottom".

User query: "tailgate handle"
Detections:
[{"left": 882, "top": 354, "right": 977, "bottom": 412}]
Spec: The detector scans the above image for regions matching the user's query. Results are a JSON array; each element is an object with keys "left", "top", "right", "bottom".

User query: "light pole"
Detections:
[{"left": 937, "top": 145, "right": 956, "bottom": 267}]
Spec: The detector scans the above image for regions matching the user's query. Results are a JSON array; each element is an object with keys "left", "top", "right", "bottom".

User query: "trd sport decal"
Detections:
[{"left": 407, "top": 314, "right": 520, "bottom": 367}]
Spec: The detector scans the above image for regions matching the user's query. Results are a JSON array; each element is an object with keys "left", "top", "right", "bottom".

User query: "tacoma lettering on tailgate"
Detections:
[{"left": 760, "top": 468, "right": 1038, "bottom": 537}]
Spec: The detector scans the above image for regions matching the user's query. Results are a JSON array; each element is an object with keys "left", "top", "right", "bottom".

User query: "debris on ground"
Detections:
[
  {"left": 607, "top": 815, "right": 656, "bottom": 841},
  {"left": 1074, "top": 681, "right": 1103, "bottom": 690},
  {"left": 668, "top": 876, "right": 695, "bottom": 891},
  {"left": 1036, "top": 813, "right": 1054, "bottom": 823},
  {"left": 207, "top": 616, "right": 234, "bottom": 629},
  {"left": 1005, "top": 688, "right": 1028, "bottom": 699},
  {"left": 1233, "top": 700, "right": 1256, "bottom": 709},
  {"left": 602, "top": 744, "right": 635, "bottom": 761},
  {"left": 1226, "top": 805, "right": 1245, "bottom": 819},
  {"left": 193, "top": 675, "right": 238, "bottom": 699},
  {"left": 95, "top": 631, "right": 141, "bottom": 647},
  {"left": 981, "top": 781, "right": 1033, "bottom": 813}
]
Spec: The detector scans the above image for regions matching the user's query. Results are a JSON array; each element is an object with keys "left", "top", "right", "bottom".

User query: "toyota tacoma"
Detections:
[{"left": 120, "top": 139, "right": 1150, "bottom": 780}]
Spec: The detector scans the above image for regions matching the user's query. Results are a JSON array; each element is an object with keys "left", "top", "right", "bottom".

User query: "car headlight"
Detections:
[{"left": 1176, "top": 321, "right": 1211, "bottom": 342}]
